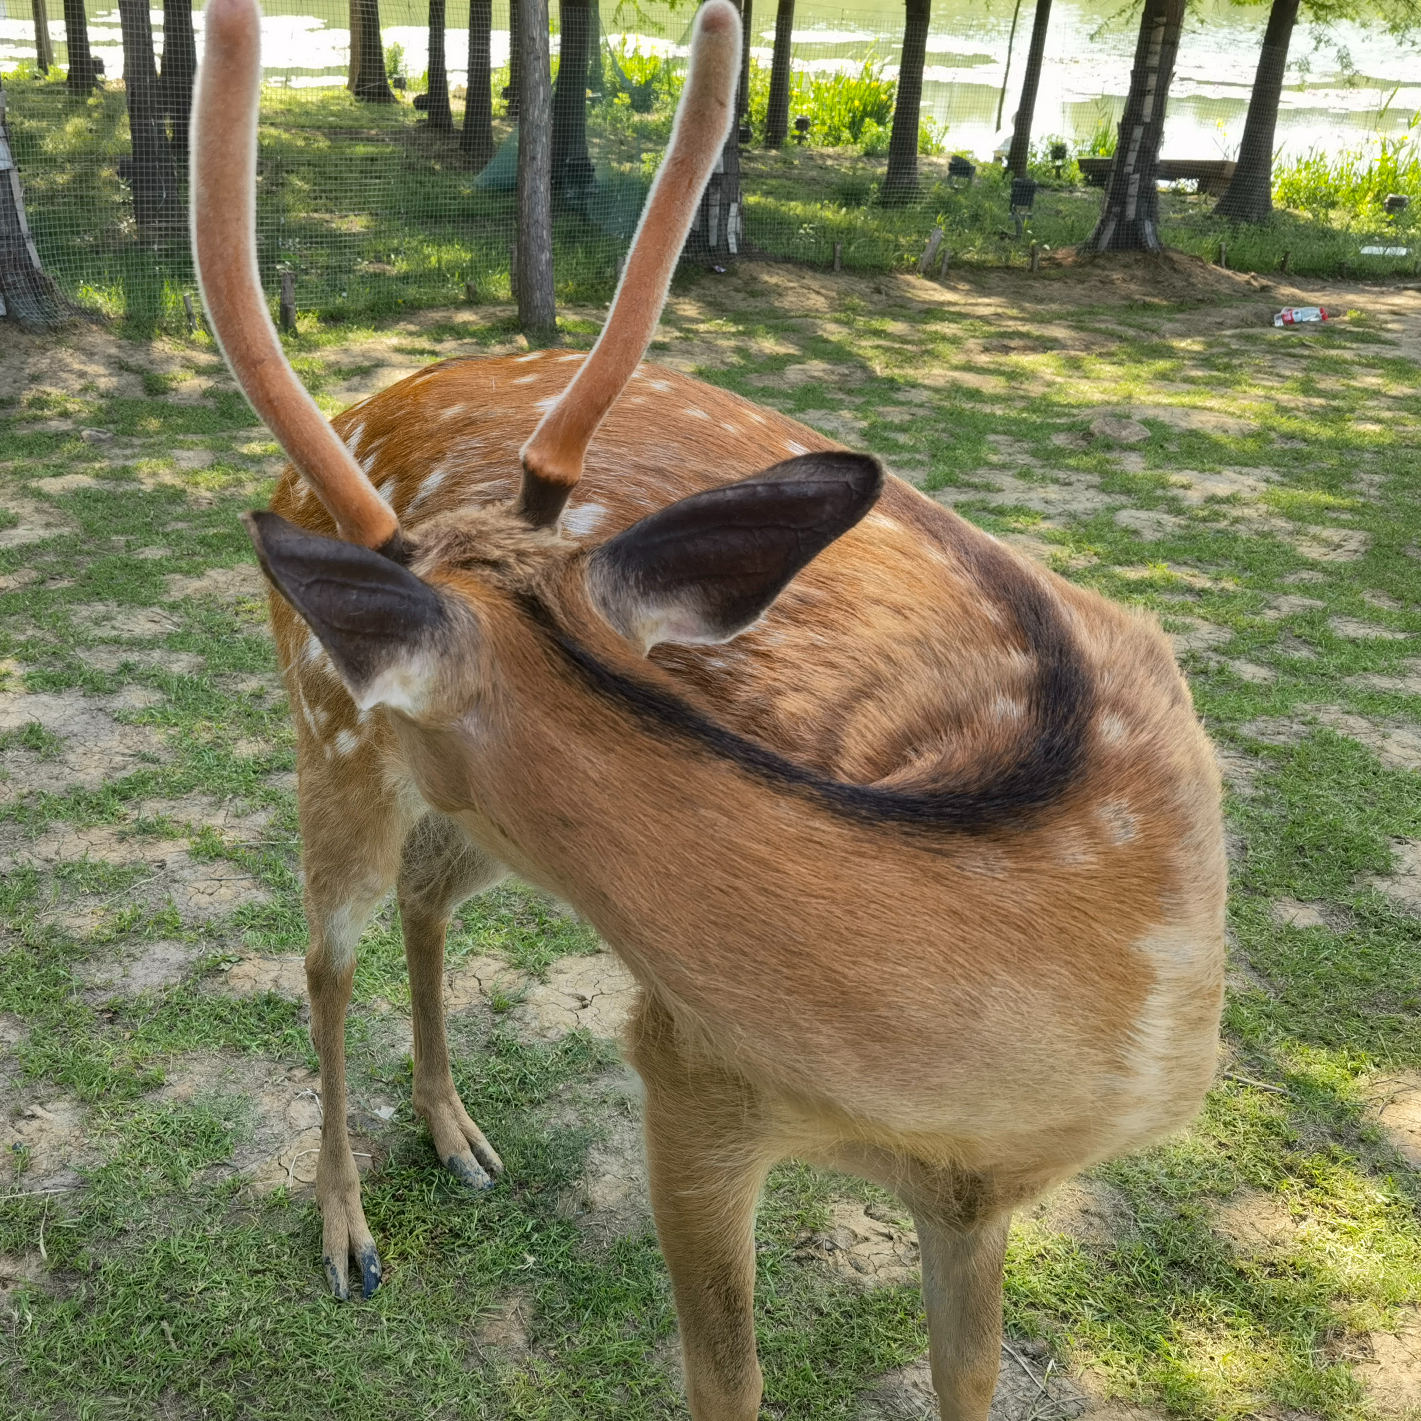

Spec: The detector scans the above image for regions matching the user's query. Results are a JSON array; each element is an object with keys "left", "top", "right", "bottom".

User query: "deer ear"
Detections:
[
  {"left": 586, "top": 452, "right": 883, "bottom": 651},
  {"left": 244, "top": 511, "right": 449, "bottom": 712}
]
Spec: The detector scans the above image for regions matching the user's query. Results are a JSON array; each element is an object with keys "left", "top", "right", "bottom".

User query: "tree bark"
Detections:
[
  {"left": 688, "top": 0, "right": 744, "bottom": 262},
  {"left": 506, "top": 0, "right": 521, "bottom": 116},
  {"left": 63, "top": 0, "right": 100, "bottom": 94},
  {"left": 764, "top": 0, "right": 794, "bottom": 148},
  {"left": 32, "top": 0, "right": 55, "bottom": 74},
  {"left": 118, "top": 0, "right": 178, "bottom": 230},
  {"left": 1087, "top": 0, "right": 1183, "bottom": 251},
  {"left": 1005, "top": 0, "right": 1051, "bottom": 179},
  {"left": 351, "top": 0, "right": 395, "bottom": 102},
  {"left": 348, "top": 0, "right": 361, "bottom": 91},
  {"left": 1, "top": 78, "right": 72, "bottom": 326},
  {"left": 425, "top": 0, "right": 455, "bottom": 130},
  {"left": 882, "top": 0, "right": 929, "bottom": 205},
  {"left": 1214, "top": 0, "right": 1299, "bottom": 223},
  {"left": 161, "top": 0, "right": 197, "bottom": 161},
  {"left": 551, "top": 0, "right": 593, "bottom": 194},
  {"left": 462, "top": 0, "right": 495, "bottom": 167},
  {"left": 736, "top": 0, "right": 751, "bottom": 126},
  {"left": 587, "top": 0, "right": 602, "bottom": 95},
  {"left": 516, "top": 0, "right": 556, "bottom": 341}
]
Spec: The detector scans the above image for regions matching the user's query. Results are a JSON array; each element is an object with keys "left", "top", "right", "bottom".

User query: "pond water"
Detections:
[{"left": 1, "top": 0, "right": 1418, "bottom": 164}]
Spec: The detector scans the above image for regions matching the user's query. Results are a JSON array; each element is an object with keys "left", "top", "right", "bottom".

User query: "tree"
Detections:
[
  {"left": 551, "top": 0, "right": 594, "bottom": 194},
  {"left": 161, "top": 0, "right": 198, "bottom": 161},
  {"left": 516, "top": 0, "right": 557, "bottom": 341},
  {"left": 1005, "top": 0, "right": 1052, "bottom": 178},
  {"left": 63, "top": 0, "right": 100, "bottom": 94},
  {"left": 462, "top": 0, "right": 495, "bottom": 167},
  {"left": 736, "top": 0, "right": 752, "bottom": 126},
  {"left": 764, "top": 0, "right": 794, "bottom": 148},
  {"left": 349, "top": 0, "right": 395, "bottom": 102},
  {"left": 507, "top": 0, "right": 521, "bottom": 116},
  {"left": 117, "top": 0, "right": 178, "bottom": 229},
  {"left": 882, "top": 0, "right": 930, "bottom": 204},
  {"left": 587, "top": 0, "right": 603, "bottom": 96},
  {"left": 32, "top": 0, "right": 55, "bottom": 74},
  {"left": 425, "top": 0, "right": 455, "bottom": 131},
  {"left": 1086, "top": 0, "right": 1184, "bottom": 251},
  {"left": 1, "top": 71, "right": 72, "bottom": 326}
]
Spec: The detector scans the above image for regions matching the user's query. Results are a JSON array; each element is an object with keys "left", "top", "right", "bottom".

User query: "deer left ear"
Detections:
[
  {"left": 244, "top": 510, "right": 449, "bottom": 712},
  {"left": 586, "top": 451, "right": 883, "bottom": 651}
]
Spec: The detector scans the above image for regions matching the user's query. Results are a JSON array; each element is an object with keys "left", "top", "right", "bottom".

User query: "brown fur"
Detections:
[{"left": 264, "top": 354, "right": 1225, "bottom": 1419}]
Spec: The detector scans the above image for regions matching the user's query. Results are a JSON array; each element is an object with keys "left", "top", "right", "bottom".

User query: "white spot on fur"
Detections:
[
  {"left": 786, "top": 441, "right": 808, "bottom": 456},
  {"left": 406, "top": 467, "right": 449, "bottom": 512},
  {"left": 1099, "top": 713, "right": 1130, "bottom": 745},
  {"left": 721, "top": 423, "right": 739, "bottom": 434},
  {"left": 377, "top": 477, "right": 397, "bottom": 501},
  {"left": 332, "top": 728, "right": 361, "bottom": 757},
  {"left": 513, "top": 374, "right": 539, "bottom": 384},
  {"left": 303, "top": 632, "right": 325, "bottom": 666},
  {"left": 649, "top": 380, "right": 671, "bottom": 392},
  {"left": 1100, "top": 801, "right": 1139, "bottom": 845},
  {"left": 344, "top": 421, "right": 365, "bottom": 454},
  {"left": 562, "top": 502, "right": 608, "bottom": 537},
  {"left": 361, "top": 451, "right": 380, "bottom": 475},
  {"left": 558, "top": 353, "right": 586, "bottom": 362},
  {"left": 534, "top": 396, "right": 559, "bottom": 412},
  {"left": 441, "top": 404, "right": 467, "bottom": 419},
  {"left": 297, "top": 691, "right": 322, "bottom": 738},
  {"left": 291, "top": 481, "right": 310, "bottom": 506},
  {"left": 515, "top": 352, "right": 544, "bottom": 362},
  {"left": 684, "top": 407, "right": 711, "bottom": 420},
  {"left": 750, "top": 412, "right": 766, "bottom": 424},
  {"left": 991, "top": 695, "right": 1025, "bottom": 722}
]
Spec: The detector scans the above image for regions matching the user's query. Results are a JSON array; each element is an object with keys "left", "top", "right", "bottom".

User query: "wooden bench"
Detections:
[{"left": 1078, "top": 157, "right": 1237, "bottom": 197}]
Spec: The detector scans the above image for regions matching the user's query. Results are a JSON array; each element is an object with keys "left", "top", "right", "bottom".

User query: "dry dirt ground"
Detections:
[{"left": 2, "top": 252, "right": 1421, "bottom": 1420}]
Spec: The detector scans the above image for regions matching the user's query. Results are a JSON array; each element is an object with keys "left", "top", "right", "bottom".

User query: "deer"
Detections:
[{"left": 190, "top": 2, "right": 1226, "bottom": 1417}]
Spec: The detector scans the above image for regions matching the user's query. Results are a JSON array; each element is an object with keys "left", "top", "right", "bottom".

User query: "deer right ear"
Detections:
[
  {"left": 586, "top": 451, "right": 883, "bottom": 651},
  {"left": 244, "top": 511, "right": 449, "bottom": 713}
]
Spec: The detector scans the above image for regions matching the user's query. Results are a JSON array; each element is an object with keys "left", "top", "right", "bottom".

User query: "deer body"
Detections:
[{"left": 192, "top": 4, "right": 1225, "bottom": 1414}]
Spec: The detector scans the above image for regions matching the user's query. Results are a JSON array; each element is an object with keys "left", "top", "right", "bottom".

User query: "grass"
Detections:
[{"left": 2, "top": 256, "right": 1421, "bottom": 1418}]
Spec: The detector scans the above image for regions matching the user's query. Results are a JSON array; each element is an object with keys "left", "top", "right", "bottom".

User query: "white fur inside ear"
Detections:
[
  {"left": 347, "top": 650, "right": 440, "bottom": 715},
  {"left": 598, "top": 586, "right": 746, "bottom": 653}
]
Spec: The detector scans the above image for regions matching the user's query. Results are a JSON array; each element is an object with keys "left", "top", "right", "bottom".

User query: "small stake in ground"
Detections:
[
  {"left": 832, "top": 241, "right": 842, "bottom": 272},
  {"left": 1218, "top": 242, "right": 1228, "bottom": 270},
  {"left": 938, "top": 246, "right": 952, "bottom": 279},
  {"left": 183, "top": 292, "right": 198, "bottom": 334},
  {"left": 509, "top": 242, "right": 519, "bottom": 302},
  {"left": 1279, "top": 250, "right": 1290, "bottom": 274},
  {"left": 918, "top": 226, "right": 944, "bottom": 275},
  {"left": 1030, "top": 242, "right": 1039, "bottom": 272},
  {"left": 279, "top": 270, "right": 296, "bottom": 332},
  {"left": 464, "top": 280, "right": 477, "bottom": 303}
]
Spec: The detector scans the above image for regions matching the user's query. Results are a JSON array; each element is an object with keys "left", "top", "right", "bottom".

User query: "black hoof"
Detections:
[
  {"left": 358, "top": 1245, "right": 382, "bottom": 1300},
  {"left": 324, "top": 1256, "right": 350, "bottom": 1302},
  {"left": 445, "top": 1154, "right": 495, "bottom": 1190}
]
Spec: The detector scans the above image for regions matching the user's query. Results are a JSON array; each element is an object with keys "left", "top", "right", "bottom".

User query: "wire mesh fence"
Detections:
[{"left": 2, "top": 0, "right": 1420, "bottom": 328}]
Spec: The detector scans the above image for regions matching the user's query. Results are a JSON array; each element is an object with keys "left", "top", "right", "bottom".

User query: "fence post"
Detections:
[
  {"left": 515, "top": 0, "right": 557, "bottom": 344},
  {"left": 918, "top": 227, "right": 944, "bottom": 275},
  {"left": 183, "top": 291, "right": 198, "bottom": 333},
  {"left": 832, "top": 242, "right": 842, "bottom": 272},
  {"left": 279, "top": 270, "right": 296, "bottom": 332}
]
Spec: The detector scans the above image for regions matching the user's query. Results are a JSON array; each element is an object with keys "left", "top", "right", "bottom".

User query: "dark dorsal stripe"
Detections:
[{"left": 518, "top": 525, "right": 1094, "bottom": 836}]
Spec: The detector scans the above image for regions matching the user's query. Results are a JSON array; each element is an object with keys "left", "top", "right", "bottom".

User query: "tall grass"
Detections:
[{"left": 1273, "top": 110, "right": 1421, "bottom": 227}]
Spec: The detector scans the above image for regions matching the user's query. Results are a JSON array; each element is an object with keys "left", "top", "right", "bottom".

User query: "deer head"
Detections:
[{"left": 193, "top": 0, "right": 882, "bottom": 748}]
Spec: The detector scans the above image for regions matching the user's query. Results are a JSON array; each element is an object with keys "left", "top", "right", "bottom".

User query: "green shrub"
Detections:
[{"left": 1273, "top": 111, "right": 1421, "bottom": 222}]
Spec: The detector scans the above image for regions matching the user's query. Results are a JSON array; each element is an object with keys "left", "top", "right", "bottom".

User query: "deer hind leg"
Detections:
[
  {"left": 912, "top": 1190, "right": 1011, "bottom": 1421},
  {"left": 300, "top": 757, "right": 418, "bottom": 1302},
  {"left": 397, "top": 813, "right": 507, "bottom": 1187},
  {"left": 628, "top": 994, "right": 773, "bottom": 1421}
]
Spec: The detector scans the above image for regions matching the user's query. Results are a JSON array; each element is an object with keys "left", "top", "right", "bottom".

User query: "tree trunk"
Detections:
[
  {"left": 348, "top": 0, "right": 361, "bottom": 91},
  {"left": 425, "top": 0, "right": 455, "bottom": 130},
  {"left": 462, "top": 0, "right": 495, "bottom": 167},
  {"left": 882, "top": 0, "right": 929, "bottom": 205},
  {"left": 351, "top": 0, "right": 394, "bottom": 102},
  {"left": 551, "top": 0, "right": 593, "bottom": 195},
  {"left": 764, "top": 0, "right": 794, "bottom": 148},
  {"left": 688, "top": 0, "right": 744, "bottom": 262},
  {"left": 118, "top": 0, "right": 178, "bottom": 230},
  {"left": 506, "top": 0, "right": 521, "bottom": 116},
  {"left": 1005, "top": 0, "right": 1051, "bottom": 179},
  {"left": 1087, "top": 0, "right": 1183, "bottom": 252},
  {"left": 32, "top": 0, "right": 55, "bottom": 74},
  {"left": 587, "top": 0, "right": 602, "bottom": 95},
  {"left": 161, "top": 0, "right": 198, "bottom": 161},
  {"left": 736, "top": 0, "right": 751, "bottom": 127},
  {"left": 516, "top": 0, "right": 556, "bottom": 341},
  {"left": 1214, "top": 0, "right": 1299, "bottom": 223},
  {"left": 1, "top": 77, "right": 72, "bottom": 326},
  {"left": 63, "top": 0, "right": 100, "bottom": 94}
]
